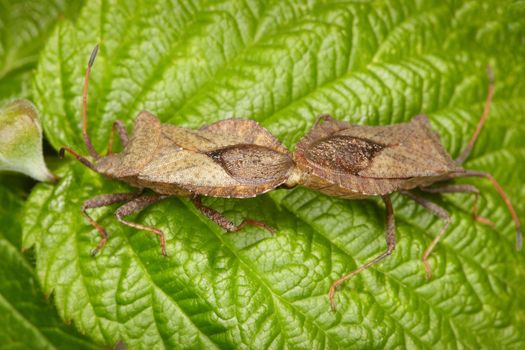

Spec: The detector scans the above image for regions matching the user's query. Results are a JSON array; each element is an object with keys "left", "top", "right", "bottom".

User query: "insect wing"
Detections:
[
  {"left": 139, "top": 119, "right": 294, "bottom": 197},
  {"left": 297, "top": 115, "right": 457, "bottom": 179}
]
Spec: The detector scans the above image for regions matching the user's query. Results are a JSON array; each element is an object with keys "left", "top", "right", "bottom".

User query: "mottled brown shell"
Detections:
[
  {"left": 293, "top": 115, "right": 460, "bottom": 197},
  {"left": 95, "top": 114, "right": 294, "bottom": 198}
]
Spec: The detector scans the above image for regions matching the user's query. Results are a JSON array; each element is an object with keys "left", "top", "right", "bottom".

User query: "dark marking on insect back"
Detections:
[
  {"left": 207, "top": 144, "right": 293, "bottom": 183},
  {"left": 305, "top": 135, "right": 385, "bottom": 174}
]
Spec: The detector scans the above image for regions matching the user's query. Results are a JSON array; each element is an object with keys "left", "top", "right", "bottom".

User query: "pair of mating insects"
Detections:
[{"left": 62, "top": 46, "right": 522, "bottom": 311}]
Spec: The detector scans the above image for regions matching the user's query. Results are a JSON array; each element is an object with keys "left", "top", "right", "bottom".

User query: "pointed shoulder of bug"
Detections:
[{"left": 95, "top": 111, "right": 162, "bottom": 178}]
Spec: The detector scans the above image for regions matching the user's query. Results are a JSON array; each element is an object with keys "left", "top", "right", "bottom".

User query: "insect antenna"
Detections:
[
  {"left": 455, "top": 66, "right": 494, "bottom": 165},
  {"left": 82, "top": 44, "right": 101, "bottom": 160}
]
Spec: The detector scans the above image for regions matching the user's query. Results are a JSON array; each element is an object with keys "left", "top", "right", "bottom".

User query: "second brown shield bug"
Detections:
[{"left": 289, "top": 68, "right": 521, "bottom": 311}]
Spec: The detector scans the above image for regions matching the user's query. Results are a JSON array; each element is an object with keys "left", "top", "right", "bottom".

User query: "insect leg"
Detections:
[
  {"left": 107, "top": 120, "right": 129, "bottom": 155},
  {"left": 455, "top": 66, "right": 494, "bottom": 165},
  {"left": 115, "top": 194, "right": 168, "bottom": 256},
  {"left": 59, "top": 147, "right": 97, "bottom": 171},
  {"left": 449, "top": 170, "right": 522, "bottom": 250},
  {"left": 81, "top": 193, "right": 139, "bottom": 256},
  {"left": 328, "top": 195, "right": 396, "bottom": 312},
  {"left": 420, "top": 184, "right": 494, "bottom": 226},
  {"left": 191, "top": 196, "right": 275, "bottom": 234},
  {"left": 400, "top": 190, "right": 450, "bottom": 279}
]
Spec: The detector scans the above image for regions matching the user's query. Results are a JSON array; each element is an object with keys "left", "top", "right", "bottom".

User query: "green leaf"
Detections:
[
  {"left": 26, "top": 0, "right": 525, "bottom": 348},
  {"left": 0, "top": 0, "right": 84, "bottom": 105},
  {"left": 0, "top": 180, "right": 101, "bottom": 350}
]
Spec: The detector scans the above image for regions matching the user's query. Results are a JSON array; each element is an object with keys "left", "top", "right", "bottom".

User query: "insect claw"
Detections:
[
  {"left": 159, "top": 234, "right": 167, "bottom": 256},
  {"left": 423, "top": 261, "right": 433, "bottom": 280},
  {"left": 328, "top": 283, "right": 339, "bottom": 312},
  {"left": 91, "top": 235, "right": 108, "bottom": 257},
  {"left": 90, "top": 247, "right": 100, "bottom": 256}
]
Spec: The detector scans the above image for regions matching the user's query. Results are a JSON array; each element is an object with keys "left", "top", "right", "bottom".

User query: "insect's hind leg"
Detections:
[
  {"left": 81, "top": 192, "right": 139, "bottom": 255},
  {"left": 328, "top": 195, "right": 396, "bottom": 312},
  {"left": 420, "top": 184, "right": 494, "bottom": 227},
  {"left": 115, "top": 194, "right": 169, "bottom": 256},
  {"left": 449, "top": 170, "right": 522, "bottom": 250},
  {"left": 191, "top": 196, "right": 275, "bottom": 234},
  {"left": 400, "top": 190, "right": 450, "bottom": 280},
  {"left": 107, "top": 120, "right": 129, "bottom": 154}
]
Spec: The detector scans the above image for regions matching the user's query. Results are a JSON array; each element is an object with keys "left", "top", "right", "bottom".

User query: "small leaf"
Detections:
[{"left": 0, "top": 99, "right": 55, "bottom": 182}]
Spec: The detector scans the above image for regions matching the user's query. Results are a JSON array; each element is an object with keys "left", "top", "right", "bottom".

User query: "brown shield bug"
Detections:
[
  {"left": 290, "top": 69, "right": 522, "bottom": 311},
  {"left": 60, "top": 45, "right": 295, "bottom": 256}
]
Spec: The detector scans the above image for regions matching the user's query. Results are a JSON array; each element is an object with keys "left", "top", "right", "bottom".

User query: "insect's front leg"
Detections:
[
  {"left": 115, "top": 194, "right": 169, "bottom": 256},
  {"left": 191, "top": 196, "right": 275, "bottom": 234},
  {"left": 60, "top": 147, "right": 97, "bottom": 171},
  {"left": 81, "top": 192, "right": 140, "bottom": 255},
  {"left": 400, "top": 190, "right": 450, "bottom": 280},
  {"left": 107, "top": 120, "right": 129, "bottom": 154},
  {"left": 328, "top": 195, "right": 396, "bottom": 312}
]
